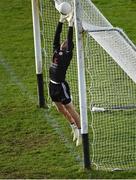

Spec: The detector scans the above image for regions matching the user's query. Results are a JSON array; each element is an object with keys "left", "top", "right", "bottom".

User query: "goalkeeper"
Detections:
[{"left": 49, "top": 12, "right": 82, "bottom": 146}]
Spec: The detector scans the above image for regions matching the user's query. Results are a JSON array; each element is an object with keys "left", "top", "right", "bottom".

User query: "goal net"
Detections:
[
  {"left": 39, "top": 0, "right": 136, "bottom": 170},
  {"left": 81, "top": 0, "right": 136, "bottom": 170}
]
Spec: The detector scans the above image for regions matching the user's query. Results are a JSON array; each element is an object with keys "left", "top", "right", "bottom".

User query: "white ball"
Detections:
[{"left": 58, "top": 2, "right": 72, "bottom": 15}]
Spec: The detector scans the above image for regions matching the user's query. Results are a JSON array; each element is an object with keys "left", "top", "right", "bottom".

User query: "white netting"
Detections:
[
  {"left": 89, "top": 30, "right": 136, "bottom": 83},
  {"left": 80, "top": 0, "right": 136, "bottom": 84},
  {"left": 80, "top": 0, "right": 112, "bottom": 29},
  {"left": 84, "top": 33, "right": 136, "bottom": 171}
]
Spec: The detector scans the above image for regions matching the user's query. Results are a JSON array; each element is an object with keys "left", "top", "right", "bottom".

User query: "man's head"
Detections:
[
  {"left": 60, "top": 40, "right": 67, "bottom": 51},
  {"left": 60, "top": 40, "right": 74, "bottom": 51}
]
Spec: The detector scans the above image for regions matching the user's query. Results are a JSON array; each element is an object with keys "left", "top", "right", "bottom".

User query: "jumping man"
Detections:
[{"left": 49, "top": 13, "right": 82, "bottom": 146}]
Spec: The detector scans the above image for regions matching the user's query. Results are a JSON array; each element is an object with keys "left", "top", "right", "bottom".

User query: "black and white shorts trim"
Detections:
[{"left": 49, "top": 81, "right": 71, "bottom": 105}]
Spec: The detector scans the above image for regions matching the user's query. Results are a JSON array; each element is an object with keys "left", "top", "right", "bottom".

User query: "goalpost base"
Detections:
[
  {"left": 82, "top": 133, "right": 91, "bottom": 169},
  {"left": 37, "top": 74, "right": 47, "bottom": 108}
]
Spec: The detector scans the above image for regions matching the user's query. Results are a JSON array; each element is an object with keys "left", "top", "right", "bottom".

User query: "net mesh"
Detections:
[
  {"left": 84, "top": 34, "right": 136, "bottom": 170},
  {"left": 39, "top": 0, "right": 136, "bottom": 170}
]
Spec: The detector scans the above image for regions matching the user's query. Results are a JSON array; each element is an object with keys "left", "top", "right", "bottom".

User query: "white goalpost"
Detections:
[
  {"left": 32, "top": 0, "right": 136, "bottom": 171},
  {"left": 31, "top": 0, "right": 46, "bottom": 108},
  {"left": 74, "top": 0, "right": 90, "bottom": 169}
]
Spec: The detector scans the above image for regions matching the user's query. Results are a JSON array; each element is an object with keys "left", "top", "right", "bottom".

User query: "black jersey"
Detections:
[{"left": 49, "top": 22, "right": 74, "bottom": 83}]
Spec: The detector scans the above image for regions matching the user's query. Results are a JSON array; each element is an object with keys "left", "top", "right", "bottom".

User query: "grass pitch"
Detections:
[{"left": 0, "top": 0, "right": 136, "bottom": 179}]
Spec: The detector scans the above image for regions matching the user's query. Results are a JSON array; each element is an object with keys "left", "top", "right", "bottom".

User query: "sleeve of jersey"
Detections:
[
  {"left": 67, "top": 27, "right": 73, "bottom": 52},
  {"left": 53, "top": 22, "right": 63, "bottom": 52}
]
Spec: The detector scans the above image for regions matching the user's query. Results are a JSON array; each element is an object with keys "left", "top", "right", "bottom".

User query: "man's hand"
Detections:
[
  {"left": 59, "top": 14, "right": 68, "bottom": 23},
  {"left": 66, "top": 10, "right": 74, "bottom": 26}
]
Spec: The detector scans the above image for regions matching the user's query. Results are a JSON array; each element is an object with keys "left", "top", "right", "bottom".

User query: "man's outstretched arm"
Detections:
[
  {"left": 67, "top": 26, "right": 73, "bottom": 52},
  {"left": 66, "top": 11, "right": 74, "bottom": 52},
  {"left": 53, "top": 14, "right": 67, "bottom": 52},
  {"left": 53, "top": 22, "right": 63, "bottom": 52}
]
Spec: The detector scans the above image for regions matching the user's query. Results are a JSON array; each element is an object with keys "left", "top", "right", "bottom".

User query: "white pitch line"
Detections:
[{"left": 0, "top": 58, "right": 36, "bottom": 102}]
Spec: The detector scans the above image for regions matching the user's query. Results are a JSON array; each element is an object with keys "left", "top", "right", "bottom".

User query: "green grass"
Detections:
[{"left": 0, "top": 0, "right": 136, "bottom": 179}]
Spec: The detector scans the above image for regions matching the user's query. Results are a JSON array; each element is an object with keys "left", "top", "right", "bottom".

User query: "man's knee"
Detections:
[
  {"left": 65, "top": 102, "right": 73, "bottom": 111},
  {"left": 57, "top": 105, "right": 65, "bottom": 113}
]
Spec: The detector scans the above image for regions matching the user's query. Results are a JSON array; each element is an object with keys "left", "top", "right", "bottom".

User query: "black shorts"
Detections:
[{"left": 49, "top": 81, "right": 71, "bottom": 105}]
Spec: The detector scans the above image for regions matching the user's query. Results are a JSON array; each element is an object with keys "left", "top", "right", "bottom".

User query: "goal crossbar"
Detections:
[{"left": 86, "top": 27, "right": 136, "bottom": 52}]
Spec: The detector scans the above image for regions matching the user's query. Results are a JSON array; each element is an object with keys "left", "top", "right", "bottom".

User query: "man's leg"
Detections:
[
  {"left": 65, "top": 102, "right": 82, "bottom": 146},
  {"left": 54, "top": 102, "right": 75, "bottom": 124},
  {"left": 54, "top": 102, "right": 80, "bottom": 144},
  {"left": 64, "top": 102, "right": 80, "bottom": 129}
]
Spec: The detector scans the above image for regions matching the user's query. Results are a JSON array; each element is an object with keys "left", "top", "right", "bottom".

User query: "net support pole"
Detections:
[
  {"left": 74, "top": 0, "right": 91, "bottom": 169},
  {"left": 31, "top": 0, "right": 46, "bottom": 108}
]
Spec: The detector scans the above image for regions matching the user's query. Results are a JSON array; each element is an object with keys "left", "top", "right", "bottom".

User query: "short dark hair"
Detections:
[{"left": 61, "top": 40, "right": 74, "bottom": 51}]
